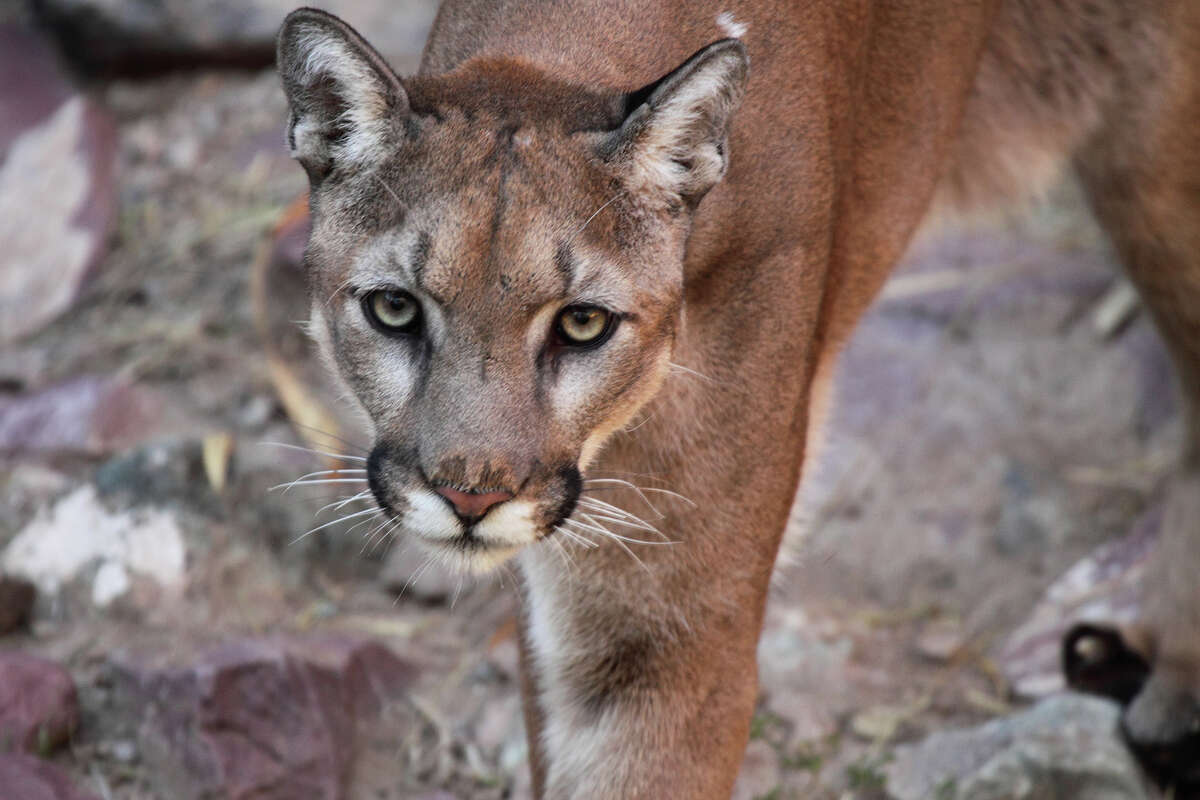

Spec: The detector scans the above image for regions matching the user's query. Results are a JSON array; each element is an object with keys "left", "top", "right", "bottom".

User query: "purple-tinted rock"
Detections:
[
  {"left": 0, "top": 376, "right": 162, "bottom": 456},
  {"left": 0, "top": 753, "right": 99, "bottom": 800},
  {"left": 0, "top": 653, "right": 79, "bottom": 754},
  {"left": 0, "top": 25, "right": 116, "bottom": 344},
  {"left": 113, "top": 635, "right": 417, "bottom": 800}
]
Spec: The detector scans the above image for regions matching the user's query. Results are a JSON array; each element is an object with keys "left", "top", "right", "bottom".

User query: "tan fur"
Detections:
[{"left": 278, "top": 1, "right": 1200, "bottom": 796}]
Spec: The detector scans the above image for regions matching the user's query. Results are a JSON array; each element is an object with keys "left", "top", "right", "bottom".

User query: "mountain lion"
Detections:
[{"left": 276, "top": 1, "right": 1200, "bottom": 796}]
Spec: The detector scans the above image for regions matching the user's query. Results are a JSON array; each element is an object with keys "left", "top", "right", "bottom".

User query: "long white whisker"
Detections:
[
  {"left": 668, "top": 361, "right": 716, "bottom": 384},
  {"left": 274, "top": 468, "right": 367, "bottom": 493},
  {"left": 634, "top": 487, "right": 697, "bottom": 507},
  {"left": 373, "top": 173, "right": 404, "bottom": 211},
  {"left": 260, "top": 441, "right": 368, "bottom": 462},
  {"left": 577, "top": 513, "right": 674, "bottom": 546},
  {"left": 450, "top": 572, "right": 468, "bottom": 610},
  {"left": 361, "top": 522, "right": 388, "bottom": 556},
  {"left": 324, "top": 277, "right": 356, "bottom": 308},
  {"left": 577, "top": 501, "right": 660, "bottom": 531},
  {"left": 584, "top": 480, "right": 698, "bottom": 509},
  {"left": 369, "top": 516, "right": 405, "bottom": 555},
  {"left": 290, "top": 506, "right": 381, "bottom": 545},
  {"left": 565, "top": 518, "right": 651, "bottom": 575},
  {"left": 397, "top": 555, "right": 438, "bottom": 603},
  {"left": 270, "top": 477, "right": 368, "bottom": 491},
  {"left": 287, "top": 420, "right": 370, "bottom": 454},
  {"left": 347, "top": 511, "right": 383, "bottom": 534},
  {"left": 580, "top": 478, "right": 665, "bottom": 516},
  {"left": 568, "top": 192, "right": 624, "bottom": 243},
  {"left": 351, "top": 513, "right": 389, "bottom": 552},
  {"left": 556, "top": 525, "right": 598, "bottom": 549},
  {"left": 577, "top": 504, "right": 672, "bottom": 542},
  {"left": 498, "top": 562, "right": 520, "bottom": 590},
  {"left": 624, "top": 410, "right": 657, "bottom": 434},
  {"left": 562, "top": 516, "right": 613, "bottom": 538},
  {"left": 316, "top": 489, "right": 373, "bottom": 515},
  {"left": 577, "top": 496, "right": 664, "bottom": 530},
  {"left": 549, "top": 537, "right": 578, "bottom": 582}
]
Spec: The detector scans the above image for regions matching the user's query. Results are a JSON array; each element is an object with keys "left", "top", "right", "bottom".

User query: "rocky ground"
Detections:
[{"left": 0, "top": 2, "right": 1185, "bottom": 799}]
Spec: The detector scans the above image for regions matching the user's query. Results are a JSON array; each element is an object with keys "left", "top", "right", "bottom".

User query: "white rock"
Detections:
[
  {"left": 3, "top": 486, "right": 186, "bottom": 600},
  {"left": 92, "top": 560, "right": 131, "bottom": 606}
]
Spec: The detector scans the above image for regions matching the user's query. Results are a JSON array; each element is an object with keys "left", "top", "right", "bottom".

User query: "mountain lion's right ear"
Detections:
[
  {"left": 599, "top": 39, "right": 749, "bottom": 208},
  {"left": 276, "top": 8, "right": 408, "bottom": 180}
]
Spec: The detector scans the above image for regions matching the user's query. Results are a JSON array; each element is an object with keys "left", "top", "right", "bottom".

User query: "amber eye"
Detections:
[
  {"left": 556, "top": 306, "right": 615, "bottom": 348},
  {"left": 363, "top": 289, "right": 421, "bottom": 334}
]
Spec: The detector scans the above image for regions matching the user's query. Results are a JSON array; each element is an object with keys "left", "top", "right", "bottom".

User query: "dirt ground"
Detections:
[{"left": 0, "top": 5, "right": 1180, "bottom": 799}]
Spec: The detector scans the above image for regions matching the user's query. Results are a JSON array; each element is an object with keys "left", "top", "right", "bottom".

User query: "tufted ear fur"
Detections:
[
  {"left": 276, "top": 7, "right": 407, "bottom": 181},
  {"left": 600, "top": 39, "right": 749, "bottom": 208}
]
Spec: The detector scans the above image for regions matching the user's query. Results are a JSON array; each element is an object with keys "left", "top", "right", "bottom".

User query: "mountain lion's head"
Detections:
[{"left": 277, "top": 9, "right": 747, "bottom": 571}]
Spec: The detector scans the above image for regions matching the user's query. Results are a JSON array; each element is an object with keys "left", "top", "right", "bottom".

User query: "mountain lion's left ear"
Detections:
[
  {"left": 599, "top": 39, "right": 749, "bottom": 208},
  {"left": 276, "top": 8, "right": 408, "bottom": 181}
]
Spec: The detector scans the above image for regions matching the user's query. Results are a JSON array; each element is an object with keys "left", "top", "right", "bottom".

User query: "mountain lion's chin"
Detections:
[{"left": 416, "top": 537, "right": 527, "bottom": 575}]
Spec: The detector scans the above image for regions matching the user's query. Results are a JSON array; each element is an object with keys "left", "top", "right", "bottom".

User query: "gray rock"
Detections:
[{"left": 886, "top": 694, "right": 1156, "bottom": 800}]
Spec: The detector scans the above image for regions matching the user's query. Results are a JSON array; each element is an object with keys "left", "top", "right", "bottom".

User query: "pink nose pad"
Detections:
[{"left": 435, "top": 486, "right": 514, "bottom": 522}]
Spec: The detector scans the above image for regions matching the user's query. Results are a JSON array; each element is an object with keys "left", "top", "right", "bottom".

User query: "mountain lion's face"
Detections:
[{"left": 278, "top": 11, "right": 746, "bottom": 570}]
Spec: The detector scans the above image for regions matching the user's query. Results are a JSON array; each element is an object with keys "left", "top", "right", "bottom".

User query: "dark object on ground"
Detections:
[
  {"left": 1064, "top": 623, "right": 1151, "bottom": 706},
  {"left": 0, "top": 575, "right": 35, "bottom": 634},
  {"left": 1066, "top": 623, "right": 1200, "bottom": 797}
]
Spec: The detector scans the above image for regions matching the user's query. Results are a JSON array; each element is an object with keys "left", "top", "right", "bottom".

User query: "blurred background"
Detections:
[{"left": 0, "top": 1, "right": 1180, "bottom": 798}]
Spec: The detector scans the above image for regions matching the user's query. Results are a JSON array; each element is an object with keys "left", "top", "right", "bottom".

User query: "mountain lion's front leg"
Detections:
[{"left": 518, "top": 537, "right": 770, "bottom": 799}]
